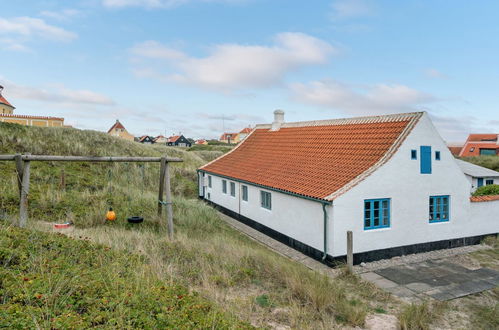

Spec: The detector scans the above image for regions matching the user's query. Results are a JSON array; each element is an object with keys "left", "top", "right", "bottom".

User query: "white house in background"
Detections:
[
  {"left": 198, "top": 111, "right": 499, "bottom": 264},
  {"left": 455, "top": 159, "right": 499, "bottom": 192}
]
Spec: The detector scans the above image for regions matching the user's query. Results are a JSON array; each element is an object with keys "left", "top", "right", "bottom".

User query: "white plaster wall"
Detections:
[
  {"left": 470, "top": 200, "right": 499, "bottom": 227},
  {"left": 331, "top": 113, "right": 498, "bottom": 256},
  {"left": 205, "top": 174, "right": 327, "bottom": 252}
]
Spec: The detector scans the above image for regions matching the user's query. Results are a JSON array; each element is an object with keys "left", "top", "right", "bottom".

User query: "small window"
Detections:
[
  {"left": 222, "top": 180, "right": 227, "bottom": 194},
  {"left": 470, "top": 147, "right": 475, "bottom": 152},
  {"left": 429, "top": 195, "right": 449, "bottom": 223},
  {"left": 230, "top": 182, "right": 236, "bottom": 197},
  {"left": 242, "top": 185, "right": 248, "bottom": 201},
  {"left": 435, "top": 151, "right": 440, "bottom": 160},
  {"left": 411, "top": 150, "right": 417, "bottom": 160},
  {"left": 364, "top": 199, "right": 390, "bottom": 230},
  {"left": 208, "top": 176, "right": 212, "bottom": 188},
  {"left": 486, "top": 179, "right": 494, "bottom": 185},
  {"left": 261, "top": 191, "right": 272, "bottom": 210}
]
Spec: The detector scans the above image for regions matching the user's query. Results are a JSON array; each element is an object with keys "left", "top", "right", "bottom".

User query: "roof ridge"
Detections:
[
  {"left": 323, "top": 112, "right": 423, "bottom": 200},
  {"left": 255, "top": 112, "right": 424, "bottom": 130}
]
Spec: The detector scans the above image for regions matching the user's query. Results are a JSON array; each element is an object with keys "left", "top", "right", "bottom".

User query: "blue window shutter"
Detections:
[
  {"left": 477, "top": 178, "right": 484, "bottom": 187},
  {"left": 420, "top": 146, "right": 432, "bottom": 174}
]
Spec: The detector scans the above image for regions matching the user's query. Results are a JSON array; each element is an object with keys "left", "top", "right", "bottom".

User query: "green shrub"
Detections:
[{"left": 473, "top": 184, "right": 499, "bottom": 196}]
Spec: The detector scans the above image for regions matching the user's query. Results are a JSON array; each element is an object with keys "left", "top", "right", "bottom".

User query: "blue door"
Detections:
[
  {"left": 420, "top": 146, "right": 432, "bottom": 174},
  {"left": 477, "top": 178, "right": 484, "bottom": 187}
]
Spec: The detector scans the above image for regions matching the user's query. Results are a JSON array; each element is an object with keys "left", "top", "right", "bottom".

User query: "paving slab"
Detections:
[
  {"left": 405, "top": 282, "right": 433, "bottom": 293},
  {"left": 360, "top": 272, "right": 383, "bottom": 282},
  {"left": 372, "top": 278, "right": 399, "bottom": 289},
  {"left": 385, "top": 286, "right": 416, "bottom": 298}
]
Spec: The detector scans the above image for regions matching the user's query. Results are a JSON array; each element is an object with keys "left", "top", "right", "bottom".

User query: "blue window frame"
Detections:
[
  {"left": 477, "top": 178, "right": 484, "bottom": 187},
  {"left": 364, "top": 198, "right": 390, "bottom": 230},
  {"left": 486, "top": 179, "right": 494, "bottom": 185},
  {"left": 435, "top": 151, "right": 441, "bottom": 160},
  {"left": 261, "top": 191, "right": 272, "bottom": 210},
  {"left": 420, "top": 146, "right": 432, "bottom": 174},
  {"left": 411, "top": 150, "right": 417, "bottom": 160},
  {"left": 230, "top": 182, "right": 236, "bottom": 197},
  {"left": 429, "top": 195, "right": 449, "bottom": 222},
  {"left": 208, "top": 176, "right": 212, "bottom": 188},
  {"left": 242, "top": 185, "right": 248, "bottom": 201},
  {"left": 222, "top": 180, "right": 227, "bottom": 194}
]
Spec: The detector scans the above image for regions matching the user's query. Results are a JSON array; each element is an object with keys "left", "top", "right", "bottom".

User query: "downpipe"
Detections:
[{"left": 321, "top": 202, "right": 330, "bottom": 262}]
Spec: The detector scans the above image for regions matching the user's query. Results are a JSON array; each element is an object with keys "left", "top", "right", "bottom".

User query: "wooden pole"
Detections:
[
  {"left": 347, "top": 231, "right": 353, "bottom": 273},
  {"left": 165, "top": 161, "right": 174, "bottom": 240},
  {"left": 19, "top": 156, "right": 31, "bottom": 228},
  {"left": 59, "top": 168, "right": 66, "bottom": 190},
  {"left": 14, "top": 154, "right": 24, "bottom": 198},
  {"left": 158, "top": 157, "right": 166, "bottom": 216}
]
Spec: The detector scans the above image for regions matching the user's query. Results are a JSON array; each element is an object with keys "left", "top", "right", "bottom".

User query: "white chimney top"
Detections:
[{"left": 271, "top": 109, "right": 285, "bottom": 131}]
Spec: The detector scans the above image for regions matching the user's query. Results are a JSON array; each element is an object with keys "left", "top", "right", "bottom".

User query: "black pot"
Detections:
[{"left": 127, "top": 216, "right": 144, "bottom": 223}]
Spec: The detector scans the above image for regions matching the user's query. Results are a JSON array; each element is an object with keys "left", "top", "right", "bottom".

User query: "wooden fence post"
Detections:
[
  {"left": 165, "top": 161, "right": 174, "bottom": 240},
  {"left": 14, "top": 154, "right": 24, "bottom": 198},
  {"left": 59, "top": 168, "right": 66, "bottom": 190},
  {"left": 347, "top": 231, "right": 353, "bottom": 273},
  {"left": 158, "top": 157, "right": 166, "bottom": 216},
  {"left": 19, "top": 155, "right": 31, "bottom": 228}
]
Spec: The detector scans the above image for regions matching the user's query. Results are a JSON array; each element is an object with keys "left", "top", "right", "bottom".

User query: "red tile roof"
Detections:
[
  {"left": 201, "top": 112, "right": 423, "bottom": 201},
  {"left": 169, "top": 135, "right": 181, "bottom": 143},
  {"left": 448, "top": 146, "right": 463, "bottom": 156},
  {"left": 0, "top": 113, "right": 63, "bottom": 121},
  {"left": 470, "top": 195, "right": 499, "bottom": 202},
  {"left": 467, "top": 134, "right": 497, "bottom": 142},
  {"left": 107, "top": 120, "right": 126, "bottom": 133},
  {"left": 240, "top": 127, "right": 252, "bottom": 134},
  {"left": 0, "top": 95, "right": 14, "bottom": 108}
]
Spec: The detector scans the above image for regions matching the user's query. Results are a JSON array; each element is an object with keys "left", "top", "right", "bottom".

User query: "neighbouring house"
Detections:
[
  {"left": 107, "top": 120, "right": 135, "bottom": 141},
  {"left": 154, "top": 135, "right": 168, "bottom": 144},
  {"left": 447, "top": 143, "right": 463, "bottom": 156},
  {"left": 0, "top": 85, "right": 68, "bottom": 127},
  {"left": 198, "top": 110, "right": 499, "bottom": 264},
  {"left": 238, "top": 127, "right": 253, "bottom": 141},
  {"left": 195, "top": 139, "right": 208, "bottom": 145},
  {"left": 219, "top": 132, "right": 240, "bottom": 144},
  {"left": 138, "top": 136, "right": 155, "bottom": 144},
  {"left": 167, "top": 135, "right": 192, "bottom": 147},
  {"left": 458, "top": 134, "right": 498, "bottom": 157},
  {"left": 455, "top": 159, "right": 499, "bottom": 192}
]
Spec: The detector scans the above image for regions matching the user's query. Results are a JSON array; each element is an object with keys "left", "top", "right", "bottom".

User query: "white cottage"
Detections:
[
  {"left": 455, "top": 159, "right": 499, "bottom": 193},
  {"left": 198, "top": 111, "right": 499, "bottom": 264}
]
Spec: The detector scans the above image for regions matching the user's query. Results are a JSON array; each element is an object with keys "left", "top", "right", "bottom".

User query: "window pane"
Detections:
[
  {"left": 365, "top": 208, "right": 370, "bottom": 220},
  {"left": 365, "top": 218, "right": 370, "bottom": 228},
  {"left": 383, "top": 214, "right": 389, "bottom": 226},
  {"left": 374, "top": 201, "right": 379, "bottom": 209},
  {"left": 365, "top": 201, "right": 370, "bottom": 210}
]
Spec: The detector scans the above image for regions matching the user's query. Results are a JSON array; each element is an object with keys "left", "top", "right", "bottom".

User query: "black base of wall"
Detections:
[{"left": 202, "top": 198, "right": 497, "bottom": 266}]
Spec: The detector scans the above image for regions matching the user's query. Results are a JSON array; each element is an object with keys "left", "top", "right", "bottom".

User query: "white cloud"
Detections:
[
  {"left": 103, "top": 0, "right": 245, "bottom": 9},
  {"left": 131, "top": 33, "right": 336, "bottom": 91},
  {"left": 330, "top": 0, "right": 373, "bottom": 20},
  {"left": 0, "top": 17, "right": 77, "bottom": 42},
  {"left": 39, "top": 9, "right": 81, "bottom": 21},
  {"left": 424, "top": 68, "right": 449, "bottom": 79},
  {"left": 1, "top": 80, "right": 114, "bottom": 106},
  {"left": 290, "top": 79, "right": 436, "bottom": 115}
]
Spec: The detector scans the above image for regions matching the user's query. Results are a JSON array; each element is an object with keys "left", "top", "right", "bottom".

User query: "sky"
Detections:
[{"left": 1, "top": 0, "right": 498, "bottom": 141}]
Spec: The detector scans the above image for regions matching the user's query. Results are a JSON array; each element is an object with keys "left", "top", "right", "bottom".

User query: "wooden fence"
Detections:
[{"left": 0, "top": 154, "right": 183, "bottom": 239}]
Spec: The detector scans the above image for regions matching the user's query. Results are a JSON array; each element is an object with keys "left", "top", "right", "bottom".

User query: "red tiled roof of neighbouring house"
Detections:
[
  {"left": 466, "top": 134, "right": 498, "bottom": 142},
  {"left": 196, "top": 139, "right": 207, "bottom": 144},
  {"left": 0, "top": 113, "right": 63, "bottom": 121},
  {"left": 240, "top": 127, "right": 252, "bottom": 134},
  {"left": 470, "top": 195, "right": 499, "bottom": 202},
  {"left": 448, "top": 145, "right": 463, "bottom": 156},
  {"left": 169, "top": 135, "right": 181, "bottom": 143},
  {"left": 0, "top": 95, "right": 14, "bottom": 108},
  {"left": 107, "top": 120, "right": 126, "bottom": 133},
  {"left": 139, "top": 135, "right": 151, "bottom": 142},
  {"left": 201, "top": 112, "right": 423, "bottom": 201}
]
